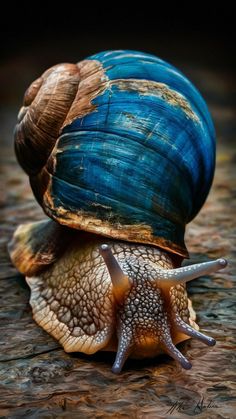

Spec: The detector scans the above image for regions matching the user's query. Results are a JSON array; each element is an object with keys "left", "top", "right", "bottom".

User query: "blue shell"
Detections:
[{"left": 19, "top": 50, "right": 216, "bottom": 257}]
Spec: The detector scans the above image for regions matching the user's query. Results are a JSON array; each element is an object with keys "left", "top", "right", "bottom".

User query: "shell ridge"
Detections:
[
  {"left": 89, "top": 51, "right": 214, "bottom": 135},
  {"left": 59, "top": 123, "right": 204, "bottom": 204},
  {"left": 57, "top": 129, "right": 195, "bottom": 213},
  {"left": 109, "top": 78, "right": 201, "bottom": 123},
  {"left": 45, "top": 168, "right": 187, "bottom": 227}
]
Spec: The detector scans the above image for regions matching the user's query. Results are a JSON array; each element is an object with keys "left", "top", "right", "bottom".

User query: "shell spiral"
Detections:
[{"left": 14, "top": 50, "right": 215, "bottom": 258}]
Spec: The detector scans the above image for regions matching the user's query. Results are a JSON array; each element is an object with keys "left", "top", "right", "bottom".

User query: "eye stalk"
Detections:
[
  {"left": 99, "top": 244, "right": 131, "bottom": 302},
  {"left": 154, "top": 258, "right": 228, "bottom": 288}
]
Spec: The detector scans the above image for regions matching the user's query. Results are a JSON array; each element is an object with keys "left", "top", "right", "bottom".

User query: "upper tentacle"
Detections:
[
  {"left": 155, "top": 258, "right": 227, "bottom": 287},
  {"left": 99, "top": 244, "right": 131, "bottom": 302}
]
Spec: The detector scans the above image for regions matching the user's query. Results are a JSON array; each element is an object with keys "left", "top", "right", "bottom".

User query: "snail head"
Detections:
[{"left": 100, "top": 244, "right": 227, "bottom": 373}]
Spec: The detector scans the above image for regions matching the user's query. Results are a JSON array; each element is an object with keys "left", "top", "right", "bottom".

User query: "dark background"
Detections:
[
  {"left": 1, "top": 4, "right": 235, "bottom": 63},
  {"left": 0, "top": 3, "right": 235, "bottom": 146}
]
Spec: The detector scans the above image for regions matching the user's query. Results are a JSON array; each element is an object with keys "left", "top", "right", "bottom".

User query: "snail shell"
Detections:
[{"left": 14, "top": 50, "right": 215, "bottom": 258}]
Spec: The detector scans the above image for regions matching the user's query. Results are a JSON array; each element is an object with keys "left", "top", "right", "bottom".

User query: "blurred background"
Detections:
[{"left": 0, "top": 3, "right": 235, "bottom": 149}]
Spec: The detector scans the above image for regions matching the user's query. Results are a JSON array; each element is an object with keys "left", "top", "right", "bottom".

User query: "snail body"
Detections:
[{"left": 9, "top": 50, "right": 227, "bottom": 373}]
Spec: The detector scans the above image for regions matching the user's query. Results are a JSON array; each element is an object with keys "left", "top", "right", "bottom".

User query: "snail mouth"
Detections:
[
  {"left": 111, "top": 329, "right": 191, "bottom": 374},
  {"left": 129, "top": 336, "right": 164, "bottom": 359}
]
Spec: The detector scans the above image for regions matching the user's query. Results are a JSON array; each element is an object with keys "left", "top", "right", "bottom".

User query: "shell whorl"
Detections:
[
  {"left": 14, "top": 63, "right": 81, "bottom": 175},
  {"left": 14, "top": 50, "right": 216, "bottom": 258}
]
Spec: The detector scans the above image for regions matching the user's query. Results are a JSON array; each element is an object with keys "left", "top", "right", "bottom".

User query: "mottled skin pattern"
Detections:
[
  {"left": 26, "top": 236, "right": 193, "bottom": 363},
  {"left": 9, "top": 221, "right": 223, "bottom": 373}
]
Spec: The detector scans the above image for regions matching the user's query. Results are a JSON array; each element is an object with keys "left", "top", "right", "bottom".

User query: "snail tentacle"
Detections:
[
  {"left": 155, "top": 258, "right": 228, "bottom": 286},
  {"left": 160, "top": 333, "right": 192, "bottom": 370},
  {"left": 112, "top": 332, "right": 134, "bottom": 374},
  {"left": 173, "top": 314, "right": 216, "bottom": 346},
  {"left": 99, "top": 244, "right": 131, "bottom": 302}
]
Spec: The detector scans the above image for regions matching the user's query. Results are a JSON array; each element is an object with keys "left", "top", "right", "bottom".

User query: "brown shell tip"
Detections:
[{"left": 23, "top": 77, "right": 43, "bottom": 106}]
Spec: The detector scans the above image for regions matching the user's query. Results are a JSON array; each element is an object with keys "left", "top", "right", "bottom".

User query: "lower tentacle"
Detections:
[
  {"left": 160, "top": 332, "right": 192, "bottom": 370},
  {"left": 112, "top": 333, "right": 133, "bottom": 374},
  {"left": 173, "top": 314, "right": 216, "bottom": 346}
]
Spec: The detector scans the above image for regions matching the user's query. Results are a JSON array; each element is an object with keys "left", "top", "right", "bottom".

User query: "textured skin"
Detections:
[
  {"left": 170, "top": 285, "right": 189, "bottom": 322},
  {"left": 26, "top": 235, "right": 194, "bottom": 358}
]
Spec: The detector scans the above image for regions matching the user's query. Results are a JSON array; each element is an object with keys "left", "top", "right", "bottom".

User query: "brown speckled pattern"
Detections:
[
  {"left": 26, "top": 236, "right": 193, "bottom": 358},
  {"left": 122, "top": 281, "right": 190, "bottom": 345},
  {"left": 169, "top": 284, "right": 189, "bottom": 323},
  {"left": 118, "top": 281, "right": 167, "bottom": 353}
]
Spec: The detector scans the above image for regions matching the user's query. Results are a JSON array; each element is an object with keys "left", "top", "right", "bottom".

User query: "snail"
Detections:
[{"left": 9, "top": 50, "right": 227, "bottom": 374}]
